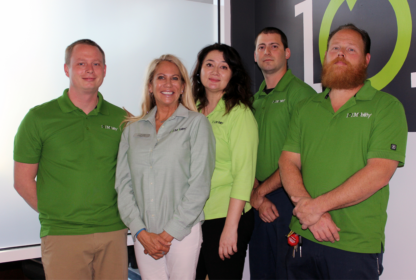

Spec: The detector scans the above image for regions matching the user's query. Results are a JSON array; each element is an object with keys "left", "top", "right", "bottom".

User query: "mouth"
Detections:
[
  {"left": 209, "top": 78, "right": 220, "bottom": 82},
  {"left": 161, "top": 91, "right": 174, "bottom": 95},
  {"left": 83, "top": 78, "right": 95, "bottom": 81}
]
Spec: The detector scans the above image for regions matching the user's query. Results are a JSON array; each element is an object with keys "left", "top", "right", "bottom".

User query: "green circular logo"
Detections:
[{"left": 318, "top": 0, "right": 412, "bottom": 90}]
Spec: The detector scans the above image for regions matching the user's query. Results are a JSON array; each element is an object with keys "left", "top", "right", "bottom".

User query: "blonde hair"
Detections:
[{"left": 123, "top": 54, "right": 196, "bottom": 126}]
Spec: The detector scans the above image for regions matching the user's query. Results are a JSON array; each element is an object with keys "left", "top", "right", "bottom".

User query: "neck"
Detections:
[
  {"left": 329, "top": 84, "right": 364, "bottom": 112},
  {"left": 155, "top": 103, "right": 178, "bottom": 122},
  {"left": 263, "top": 68, "right": 287, "bottom": 89},
  {"left": 203, "top": 90, "right": 224, "bottom": 116},
  {"left": 67, "top": 88, "right": 99, "bottom": 114}
]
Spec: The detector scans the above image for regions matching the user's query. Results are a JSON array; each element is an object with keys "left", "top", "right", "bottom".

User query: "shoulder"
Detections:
[
  {"left": 102, "top": 99, "right": 126, "bottom": 117},
  {"left": 25, "top": 98, "right": 60, "bottom": 120},
  {"left": 286, "top": 74, "right": 316, "bottom": 95}
]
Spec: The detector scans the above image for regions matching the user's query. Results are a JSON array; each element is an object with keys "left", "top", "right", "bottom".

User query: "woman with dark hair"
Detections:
[{"left": 193, "top": 44, "right": 258, "bottom": 279}]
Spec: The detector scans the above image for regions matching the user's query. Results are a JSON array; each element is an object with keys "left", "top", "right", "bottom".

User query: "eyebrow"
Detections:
[{"left": 205, "top": 59, "right": 227, "bottom": 63}]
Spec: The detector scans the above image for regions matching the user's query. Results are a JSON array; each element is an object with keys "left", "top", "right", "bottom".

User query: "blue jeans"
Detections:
[
  {"left": 249, "top": 188, "right": 293, "bottom": 280},
  {"left": 286, "top": 237, "right": 383, "bottom": 280}
]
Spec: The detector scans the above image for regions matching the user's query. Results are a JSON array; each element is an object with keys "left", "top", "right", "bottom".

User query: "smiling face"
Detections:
[
  {"left": 149, "top": 61, "right": 184, "bottom": 110},
  {"left": 200, "top": 50, "right": 232, "bottom": 95},
  {"left": 254, "top": 33, "right": 290, "bottom": 75},
  {"left": 64, "top": 44, "right": 106, "bottom": 95}
]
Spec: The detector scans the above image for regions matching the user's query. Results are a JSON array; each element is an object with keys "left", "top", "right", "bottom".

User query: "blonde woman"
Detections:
[{"left": 115, "top": 54, "right": 215, "bottom": 279}]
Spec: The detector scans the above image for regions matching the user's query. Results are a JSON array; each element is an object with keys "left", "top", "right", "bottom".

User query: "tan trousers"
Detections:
[{"left": 41, "top": 228, "right": 128, "bottom": 280}]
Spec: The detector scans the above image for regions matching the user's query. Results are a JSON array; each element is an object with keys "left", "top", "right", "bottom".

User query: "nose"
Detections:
[
  {"left": 86, "top": 63, "right": 94, "bottom": 73},
  {"left": 337, "top": 48, "right": 345, "bottom": 57},
  {"left": 265, "top": 46, "right": 271, "bottom": 55}
]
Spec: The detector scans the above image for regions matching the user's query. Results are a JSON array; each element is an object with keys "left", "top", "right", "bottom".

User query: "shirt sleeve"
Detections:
[
  {"left": 14, "top": 109, "right": 42, "bottom": 163},
  {"left": 367, "top": 98, "right": 408, "bottom": 167},
  {"left": 164, "top": 114, "right": 216, "bottom": 240},
  {"left": 283, "top": 102, "right": 302, "bottom": 154},
  {"left": 229, "top": 106, "right": 259, "bottom": 201},
  {"left": 115, "top": 125, "right": 146, "bottom": 242}
]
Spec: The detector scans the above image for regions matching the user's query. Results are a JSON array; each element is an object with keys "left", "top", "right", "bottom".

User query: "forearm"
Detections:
[
  {"left": 223, "top": 198, "right": 246, "bottom": 232},
  {"left": 15, "top": 180, "right": 38, "bottom": 212},
  {"left": 14, "top": 162, "right": 38, "bottom": 212},
  {"left": 316, "top": 158, "right": 398, "bottom": 213},
  {"left": 278, "top": 151, "right": 310, "bottom": 202},
  {"left": 257, "top": 168, "right": 283, "bottom": 196}
]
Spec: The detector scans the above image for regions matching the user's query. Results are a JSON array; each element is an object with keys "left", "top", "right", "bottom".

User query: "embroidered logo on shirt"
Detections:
[
  {"left": 101, "top": 125, "right": 118, "bottom": 131},
  {"left": 391, "top": 144, "right": 397, "bottom": 150},
  {"left": 170, "top": 128, "right": 186, "bottom": 133},
  {"left": 212, "top": 121, "right": 224, "bottom": 124},
  {"left": 136, "top": 133, "right": 150, "bottom": 138},
  {"left": 272, "top": 99, "right": 286, "bottom": 104},
  {"left": 346, "top": 112, "right": 372, "bottom": 119}
]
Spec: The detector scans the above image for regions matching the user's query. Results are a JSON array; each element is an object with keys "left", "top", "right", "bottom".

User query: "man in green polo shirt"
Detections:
[
  {"left": 279, "top": 24, "right": 408, "bottom": 279},
  {"left": 14, "top": 39, "right": 128, "bottom": 279},
  {"left": 249, "top": 27, "right": 316, "bottom": 280}
]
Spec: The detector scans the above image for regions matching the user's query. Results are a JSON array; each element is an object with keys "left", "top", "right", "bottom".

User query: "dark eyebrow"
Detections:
[{"left": 206, "top": 59, "right": 227, "bottom": 63}]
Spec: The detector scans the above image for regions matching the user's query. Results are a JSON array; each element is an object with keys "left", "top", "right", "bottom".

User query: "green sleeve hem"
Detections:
[
  {"left": 367, "top": 151, "right": 405, "bottom": 167},
  {"left": 282, "top": 144, "right": 301, "bottom": 154},
  {"left": 13, "top": 155, "right": 40, "bottom": 164}
]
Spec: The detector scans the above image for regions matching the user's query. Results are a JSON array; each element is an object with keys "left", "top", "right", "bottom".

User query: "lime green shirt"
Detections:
[
  {"left": 14, "top": 89, "right": 126, "bottom": 237},
  {"left": 203, "top": 99, "right": 258, "bottom": 220},
  {"left": 283, "top": 81, "right": 408, "bottom": 253},
  {"left": 253, "top": 70, "right": 316, "bottom": 181}
]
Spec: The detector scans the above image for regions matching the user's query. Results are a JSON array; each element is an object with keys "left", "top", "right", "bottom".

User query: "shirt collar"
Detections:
[
  {"left": 259, "top": 69, "right": 295, "bottom": 95},
  {"left": 140, "top": 103, "right": 189, "bottom": 122},
  {"left": 57, "top": 89, "right": 109, "bottom": 115},
  {"left": 313, "top": 80, "right": 376, "bottom": 103}
]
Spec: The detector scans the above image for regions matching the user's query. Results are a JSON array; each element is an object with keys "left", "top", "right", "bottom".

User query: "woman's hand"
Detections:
[
  {"left": 137, "top": 230, "right": 172, "bottom": 260},
  {"left": 219, "top": 225, "right": 238, "bottom": 260}
]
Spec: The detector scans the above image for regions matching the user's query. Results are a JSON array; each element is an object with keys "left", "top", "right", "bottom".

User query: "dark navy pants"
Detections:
[
  {"left": 249, "top": 188, "right": 293, "bottom": 280},
  {"left": 286, "top": 237, "right": 383, "bottom": 280}
]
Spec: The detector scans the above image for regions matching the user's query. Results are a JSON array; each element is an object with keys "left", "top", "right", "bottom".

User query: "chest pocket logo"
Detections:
[
  {"left": 212, "top": 121, "right": 224, "bottom": 124},
  {"left": 346, "top": 112, "right": 372, "bottom": 119},
  {"left": 272, "top": 99, "right": 285, "bottom": 104},
  {"left": 101, "top": 125, "right": 118, "bottom": 131}
]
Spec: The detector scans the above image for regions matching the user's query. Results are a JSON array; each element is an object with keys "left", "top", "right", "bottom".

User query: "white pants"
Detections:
[{"left": 134, "top": 223, "right": 202, "bottom": 280}]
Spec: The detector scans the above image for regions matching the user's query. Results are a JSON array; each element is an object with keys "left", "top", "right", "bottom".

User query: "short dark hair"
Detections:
[
  {"left": 327, "top": 23, "right": 371, "bottom": 54},
  {"left": 65, "top": 39, "right": 105, "bottom": 65},
  {"left": 191, "top": 43, "right": 253, "bottom": 114},
  {"left": 254, "top": 27, "right": 288, "bottom": 49}
]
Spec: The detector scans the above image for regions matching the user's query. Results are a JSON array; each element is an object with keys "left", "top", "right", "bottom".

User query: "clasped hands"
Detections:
[
  {"left": 137, "top": 230, "right": 174, "bottom": 260},
  {"left": 292, "top": 196, "right": 340, "bottom": 243}
]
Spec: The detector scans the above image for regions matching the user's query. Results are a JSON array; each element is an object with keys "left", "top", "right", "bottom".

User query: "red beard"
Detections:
[{"left": 321, "top": 57, "right": 367, "bottom": 89}]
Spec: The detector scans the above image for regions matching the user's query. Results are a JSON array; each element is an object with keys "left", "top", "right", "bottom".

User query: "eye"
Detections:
[
  {"left": 93, "top": 63, "right": 100, "bottom": 66},
  {"left": 157, "top": 75, "right": 165, "bottom": 80},
  {"left": 348, "top": 48, "right": 355, "bottom": 52},
  {"left": 332, "top": 46, "right": 339, "bottom": 51},
  {"left": 258, "top": 46, "right": 264, "bottom": 50},
  {"left": 272, "top": 45, "right": 278, "bottom": 49},
  {"left": 206, "top": 63, "right": 213, "bottom": 67},
  {"left": 78, "top": 63, "right": 85, "bottom": 66},
  {"left": 220, "top": 65, "right": 228, "bottom": 70},
  {"left": 172, "top": 76, "right": 179, "bottom": 80}
]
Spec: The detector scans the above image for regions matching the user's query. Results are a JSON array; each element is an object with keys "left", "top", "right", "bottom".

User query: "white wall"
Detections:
[{"left": 0, "top": 0, "right": 216, "bottom": 250}]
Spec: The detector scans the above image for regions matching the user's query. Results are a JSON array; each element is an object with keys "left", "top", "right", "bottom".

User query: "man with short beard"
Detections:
[{"left": 279, "top": 24, "right": 408, "bottom": 279}]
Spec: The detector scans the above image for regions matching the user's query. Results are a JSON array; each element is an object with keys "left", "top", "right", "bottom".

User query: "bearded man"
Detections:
[{"left": 279, "top": 24, "right": 408, "bottom": 280}]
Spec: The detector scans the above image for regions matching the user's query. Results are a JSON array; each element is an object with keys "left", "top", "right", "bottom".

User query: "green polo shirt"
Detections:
[
  {"left": 283, "top": 81, "right": 408, "bottom": 253},
  {"left": 14, "top": 89, "right": 127, "bottom": 237},
  {"left": 253, "top": 70, "right": 316, "bottom": 181},
  {"left": 202, "top": 99, "right": 258, "bottom": 220}
]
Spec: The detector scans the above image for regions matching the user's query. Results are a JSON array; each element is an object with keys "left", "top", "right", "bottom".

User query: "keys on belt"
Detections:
[{"left": 287, "top": 230, "right": 302, "bottom": 258}]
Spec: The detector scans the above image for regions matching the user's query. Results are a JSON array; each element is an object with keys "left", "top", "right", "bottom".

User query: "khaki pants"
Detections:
[{"left": 41, "top": 228, "right": 128, "bottom": 280}]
